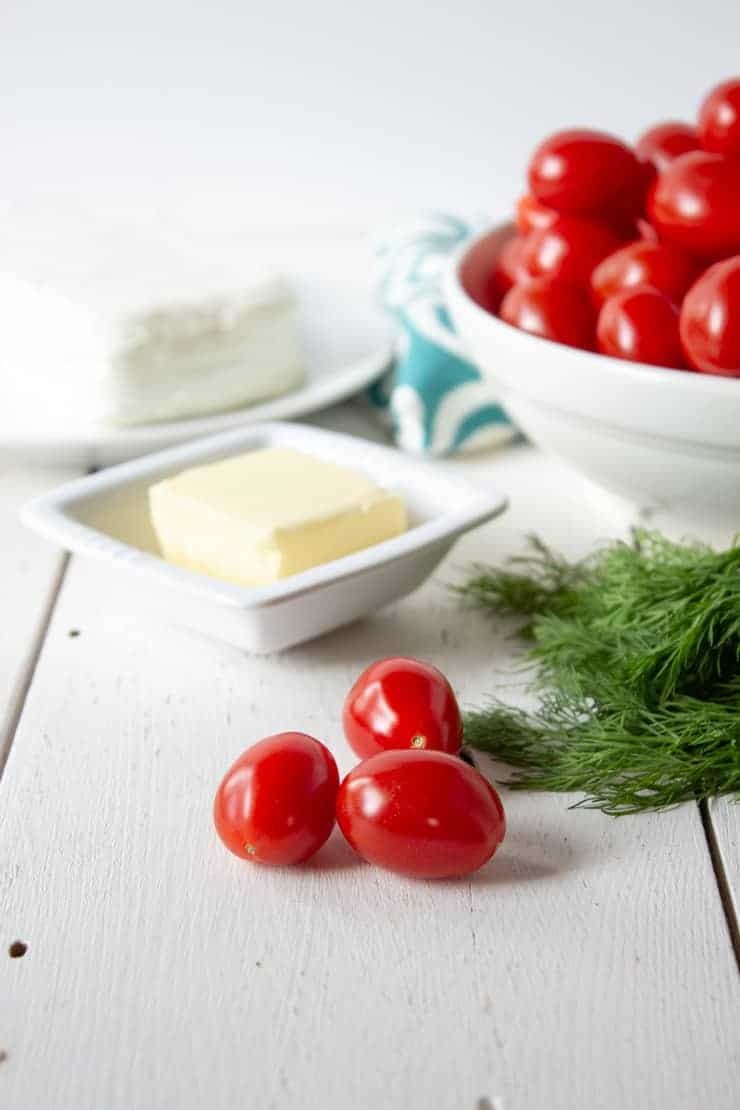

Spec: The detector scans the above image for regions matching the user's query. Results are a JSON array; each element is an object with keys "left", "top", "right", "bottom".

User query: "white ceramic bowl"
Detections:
[
  {"left": 446, "top": 224, "right": 740, "bottom": 524},
  {"left": 21, "top": 422, "right": 507, "bottom": 653}
]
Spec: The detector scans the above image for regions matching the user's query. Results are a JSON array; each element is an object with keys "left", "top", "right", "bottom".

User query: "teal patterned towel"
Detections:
[{"left": 371, "top": 213, "right": 516, "bottom": 456}]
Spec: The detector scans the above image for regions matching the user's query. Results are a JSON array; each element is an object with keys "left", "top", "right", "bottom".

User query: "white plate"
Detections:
[
  {"left": 1, "top": 274, "right": 394, "bottom": 468},
  {"left": 21, "top": 421, "right": 507, "bottom": 653}
]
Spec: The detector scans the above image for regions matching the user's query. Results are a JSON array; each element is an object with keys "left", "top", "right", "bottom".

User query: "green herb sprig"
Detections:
[{"left": 459, "top": 530, "right": 740, "bottom": 814}]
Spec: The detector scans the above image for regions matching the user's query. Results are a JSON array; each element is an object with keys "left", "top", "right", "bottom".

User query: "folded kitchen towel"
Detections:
[{"left": 370, "top": 213, "right": 516, "bottom": 456}]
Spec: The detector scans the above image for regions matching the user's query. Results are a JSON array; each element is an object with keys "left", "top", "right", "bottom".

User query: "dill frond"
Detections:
[{"left": 458, "top": 531, "right": 740, "bottom": 814}]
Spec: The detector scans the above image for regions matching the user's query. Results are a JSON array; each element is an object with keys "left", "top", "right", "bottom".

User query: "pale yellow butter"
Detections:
[{"left": 148, "top": 447, "right": 407, "bottom": 587}]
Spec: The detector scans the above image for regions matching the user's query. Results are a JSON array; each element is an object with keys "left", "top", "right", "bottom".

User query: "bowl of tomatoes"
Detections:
[{"left": 446, "top": 78, "right": 740, "bottom": 523}]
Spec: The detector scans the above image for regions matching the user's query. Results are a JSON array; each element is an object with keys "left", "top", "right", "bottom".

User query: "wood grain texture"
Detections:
[
  {"left": 1, "top": 443, "right": 738, "bottom": 1110},
  {"left": 708, "top": 798, "right": 740, "bottom": 950},
  {"left": 0, "top": 465, "right": 78, "bottom": 767}
]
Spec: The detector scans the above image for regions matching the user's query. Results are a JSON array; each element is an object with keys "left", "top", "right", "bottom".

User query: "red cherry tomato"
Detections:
[
  {"left": 528, "top": 128, "right": 645, "bottom": 219},
  {"left": 500, "top": 278, "right": 596, "bottom": 350},
  {"left": 459, "top": 236, "right": 507, "bottom": 313},
  {"left": 518, "top": 189, "right": 641, "bottom": 241},
  {"left": 214, "top": 732, "right": 339, "bottom": 865},
  {"left": 343, "top": 657, "right": 462, "bottom": 760},
  {"left": 485, "top": 235, "right": 530, "bottom": 310},
  {"left": 520, "top": 215, "right": 623, "bottom": 286},
  {"left": 591, "top": 241, "right": 701, "bottom": 309},
  {"left": 515, "top": 192, "right": 558, "bottom": 235},
  {"left": 636, "top": 218, "right": 660, "bottom": 244},
  {"left": 648, "top": 152, "right": 740, "bottom": 259},
  {"left": 698, "top": 78, "right": 740, "bottom": 156},
  {"left": 596, "top": 287, "right": 686, "bottom": 369},
  {"left": 680, "top": 256, "right": 740, "bottom": 376},
  {"left": 635, "top": 121, "right": 701, "bottom": 174},
  {"left": 336, "top": 750, "right": 506, "bottom": 879}
]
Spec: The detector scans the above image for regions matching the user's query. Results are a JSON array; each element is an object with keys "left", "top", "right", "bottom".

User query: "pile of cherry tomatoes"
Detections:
[
  {"left": 213, "top": 657, "right": 505, "bottom": 880},
  {"left": 486, "top": 78, "right": 740, "bottom": 376}
]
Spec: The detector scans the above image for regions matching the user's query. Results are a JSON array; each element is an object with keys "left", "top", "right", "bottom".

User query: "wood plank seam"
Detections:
[
  {"left": 700, "top": 799, "right": 740, "bottom": 972},
  {"left": 0, "top": 552, "right": 70, "bottom": 782}
]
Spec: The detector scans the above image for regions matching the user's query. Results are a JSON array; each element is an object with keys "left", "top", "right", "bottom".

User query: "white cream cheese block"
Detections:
[
  {"left": 148, "top": 446, "right": 408, "bottom": 587},
  {"left": 1, "top": 272, "right": 304, "bottom": 429},
  {"left": 108, "top": 277, "right": 303, "bottom": 425}
]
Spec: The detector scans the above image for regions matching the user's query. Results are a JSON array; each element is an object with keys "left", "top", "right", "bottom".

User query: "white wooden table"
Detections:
[{"left": 1, "top": 401, "right": 738, "bottom": 1110}]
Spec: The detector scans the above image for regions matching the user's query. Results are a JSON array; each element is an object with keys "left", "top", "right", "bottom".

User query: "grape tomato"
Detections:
[
  {"left": 680, "top": 257, "right": 740, "bottom": 376},
  {"left": 214, "top": 733, "right": 339, "bottom": 865},
  {"left": 336, "top": 750, "right": 506, "bottom": 880},
  {"left": 597, "top": 287, "right": 686, "bottom": 369},
  {"left": 343, "top": 657, "right": 463, "bottom": 760},
  {"left": 500, "top": 278, "right": 596, "bottom": 350}
]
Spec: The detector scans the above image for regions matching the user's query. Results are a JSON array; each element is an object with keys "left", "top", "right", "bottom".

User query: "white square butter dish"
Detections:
[{"left": 21, "top": 423, "right": 507, "bottom": 652}]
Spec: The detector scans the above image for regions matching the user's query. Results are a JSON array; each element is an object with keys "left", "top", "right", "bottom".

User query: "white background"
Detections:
[{"left": 3, "top": 0, "right": 740, "bottom": 240}]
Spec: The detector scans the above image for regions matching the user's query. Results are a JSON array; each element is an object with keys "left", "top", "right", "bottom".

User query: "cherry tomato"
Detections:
[
  {"left": 520, "top": 215, "right": 623, "bottom": 286},
  {"left": 458, "top": 236, "right": 506, "bottom": 313},
  {"left": 591, "top": 241, "right": 701, "bottom": 309},
  {"left": 596, "top": 287, "right": 686, "bottom": 369},
  {"left": 343, "top": 657, "right": 462, "bottom": 760},
  {"left": 515, "top": 192, "right": 558, "bottom": 235},
  {"left": 697, "top": 78, "right": 740, "bottom": 156},
  {"left": 527, "top": 129, "right": 645, "bottom": 219},
  {"left": 635, "top": 121, "right": 701, "bottom": 174},
  {"left": 680, "top": 256, "right": 740, "bottom": 376},
  {"left": 648, "top": 152, "right": 740, "bottom": 259},
  {"left": 485, "top": 235, "right": 530, "bottom": 310},
  {"left": 500, "top": 278, "right": 596, "bottom": 350},
  {"left": 636, "top": 218, "right": 659, "bottom": 244},
  {"left": 518, "top": 189, "right": 641, "bottom": 241},
  {"left": 336, "top": 750, "right": 506, "bottom": 879},
  {"left": 214, "top": 732, "right": 339, "bottom": 865}
]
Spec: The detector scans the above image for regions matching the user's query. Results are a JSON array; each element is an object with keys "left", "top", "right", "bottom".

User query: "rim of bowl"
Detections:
[{"left": 448, "top": 222, "right": 740, "bottom": 399}]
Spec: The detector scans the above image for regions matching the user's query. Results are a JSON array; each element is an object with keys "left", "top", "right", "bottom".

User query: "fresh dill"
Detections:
[{"left": 458, "top": 530, "right": 740, "bottom": 814}]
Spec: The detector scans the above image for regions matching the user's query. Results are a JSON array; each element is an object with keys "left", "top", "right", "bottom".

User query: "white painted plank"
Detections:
[
  {"left": 709, "top": 798, "right": 740, "bottom": 941},
  {"left": 0, "top": 464, "right": 78, "bottom": 760},
  {"left": 2, "top": 445, "right": 738, "bottom": 1110}
]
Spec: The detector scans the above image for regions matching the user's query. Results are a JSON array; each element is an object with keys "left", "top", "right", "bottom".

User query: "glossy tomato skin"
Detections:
[
  {"left": 597, "top": 287, "right": 687, "bottom": 369},
  {"left": 485, "top": 235, "right": 530, "bottom": 311},
  {"left": 636, "top": 218, "right": 659, "bottom": 244},
  {"left": 515, "top": 192, "right": 558, "bottom": 235},
  {"left": 343, "top": 657, "right": 462, "bottom": 760},
  {"left": 698, "top": 79, "right": 740, "bottom": 156},
  {"left": 520, "top": 215, "right": 623, "bottom": 286},
  {"left": 680, "top": 256, "right": 740, "bottom": 376},
  {"left": 635, "top": 121, "right": 701, "bottom": 174},
  {"left": 500, "top": 278, "right": 596, "bottom": 350},
  {"left": 214, "top": 732, "right": 339, "bottom": 865},
  {"left": 336, "top": 750, "right": 506, "bottom": 879},
  {"left": 648, "top": 152, "right": 740, "bottom": 259},
  {"left": 527, "top": 128, "right": 644, "bottom": 218},
  {"left": 591, "top": 241, "right": 701, "bottom": 309}
]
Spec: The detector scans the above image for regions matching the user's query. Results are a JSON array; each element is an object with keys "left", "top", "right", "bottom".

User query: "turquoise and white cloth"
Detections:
[{"left": 371, "top": 213, "right": 516, "bottom": 456}]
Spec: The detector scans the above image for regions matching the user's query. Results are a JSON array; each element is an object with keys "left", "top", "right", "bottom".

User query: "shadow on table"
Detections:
[
  {"left": 301, "top": 829, "right": 366, "bottom": 874},
  {"left": 285, "top": 599, "right": 501, "bottom": 671},
  {"left": 304, "top": 823, "right": 592, "bottom": 887},
  {"left": 470, "top": 819, "right": 595, "bottom": 888}
]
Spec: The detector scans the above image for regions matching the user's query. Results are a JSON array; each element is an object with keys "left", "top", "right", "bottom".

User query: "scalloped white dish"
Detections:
[{"left": 21, "top": 422, "right": 507, "bottom": 653}]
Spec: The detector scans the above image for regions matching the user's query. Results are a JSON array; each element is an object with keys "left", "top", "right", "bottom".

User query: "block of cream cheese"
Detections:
[
  {"left": 107, "top": 277, "right": 304, "bottom": 426},
  {"left": 0, "top": 272, "right": 304, "bottom": 429},
  {"left": 148, "top": 447, "right": 407, "bottom": 586}
]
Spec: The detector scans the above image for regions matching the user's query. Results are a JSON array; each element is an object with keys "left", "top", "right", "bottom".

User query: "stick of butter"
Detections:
[{"left": 148, "top": 447, "right": 407, "bottom": 587}]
